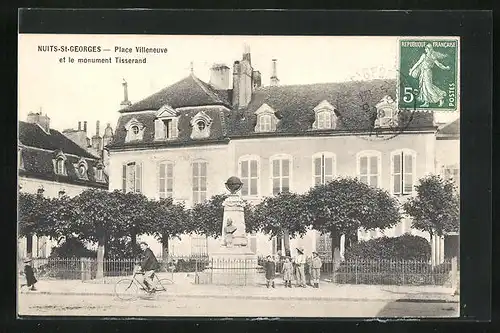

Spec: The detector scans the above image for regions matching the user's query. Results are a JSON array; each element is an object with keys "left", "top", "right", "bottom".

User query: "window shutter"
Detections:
[
  {"left": 392, "top": 154, "right": 402, "bottom": 194},
  {"left": 122, "top": 164, "right": 127, "bottom": 192},
  {"left": 172, "top": 118, "right": 178, "bottom": 138},
  {"left": 154, "top": 119, "right": 165, "bottom": 140},
  {"left": 135, "top": 163, "right": 142, "bottom": 193},
  {"left": 403, "top": 154, "right": 414, "bottom": 194}
]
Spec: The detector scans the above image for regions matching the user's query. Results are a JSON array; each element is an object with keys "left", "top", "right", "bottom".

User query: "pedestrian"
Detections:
[
  {"left": 23, "top": 257, "right": 37, "bottom": 291},
  {"left": 305, "top": 255, "right": 313, "bottom": 286},
  {"left": 137, "top": 241, "right": 160, "bottom": 292},
  {"left": 281, "top": 256, "right": 294, "bottom": 288},
  {"left": 294, "top": 247, "right": 307, "bottom": 287},
  {"left": 264, "top": 255, "right": 276, "bottom": 288},
  {"left": 311, "top": 252, "right": 323, "bottom": 288}
]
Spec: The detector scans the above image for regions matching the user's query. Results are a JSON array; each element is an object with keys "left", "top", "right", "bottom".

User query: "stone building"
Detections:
[
  {"left": 18, "top": 112, "right": 110, "bottom": 258},
  {"left": 106, "top": 47, "right": 459, "bottom": 262}
]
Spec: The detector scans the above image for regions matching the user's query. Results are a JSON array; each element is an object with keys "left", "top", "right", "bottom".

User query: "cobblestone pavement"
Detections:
[{"left": 18, "top": 293, "right": 459, "bottom": 318}]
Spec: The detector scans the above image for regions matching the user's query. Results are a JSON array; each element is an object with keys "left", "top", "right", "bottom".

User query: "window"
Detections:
[
  {"left": 159, "top": 162, "right": 174, "bottom": 199},
  {"left": 259, "top": 115, "right": 272, "bottom": 132},
  {"left": 254, "top": 103, "right": 278, "bottom": 133},
  {"left": 56, "top": 159, "right": 65, "bottom": 175},
  {"left": 357, "top": 151, "right": 381, "bottom": 187},
  {"left": 95, "top": 167, "right": 104, "bottom": 182},
  {"left": 122, "top": 162, "right": 142, "bottom": 193},
  {"left": 444, "top": 165, "right": 460, "bottom": 191},
  {"left": 192, "top": 161, "right": 207, "bottom": 204},
  {"left": 58, "top": 190, "right": 65, "bottom": 198},
  {"left": 312, "top": 100, "right": 337, "bottom": 130},
  {"left": 239, "top": 156, "right": 259, "bottom": 196},
  {"left": 125, "top": 118, "right": 145, "bottom": 142},
  {"left": 155, "top": 117, "right": 179, "bottom": 140},
  {"left": 190, "top": 111, "right": 212, "bottom": 140},
  {"left": 391, "top": 150, "right": 416, "bottom": 195},
  {"left": 313, "top": 152, "right": 336, "bottom": 186},
  {"left": 37, "top": 187, "right": 44, "bottom": 195},
  {"left": 197, "top": 121, "right": 206, "bottom": 131},
  {"left": 271, "top": 155, "right": 291, "bottom": 195}
]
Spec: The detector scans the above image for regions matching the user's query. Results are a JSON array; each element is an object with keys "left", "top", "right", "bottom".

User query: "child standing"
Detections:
[
  {"left": 311, "top": 252, "right": 323, "bottom": 288},
  {"left": 23, "top": 257, "right": 37, "bottom": 291},
  {"left": 264, "top": 255, "right": 276, "bottom": 288},
  {"left": 281, "top": 257, "right": 294, "bottom": 288}
]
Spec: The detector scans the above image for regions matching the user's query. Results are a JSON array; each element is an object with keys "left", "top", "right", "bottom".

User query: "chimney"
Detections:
[
  {"left": 120, "top": 79, "right": 132, "bottom": 107},
  {"left": 236, "top": 45, "right": 253, "bottom": 109},
  {"left": 83, "top": 121, "right": 87, "bottom": 133},
  {"left": 252, "top": 70, "right": 262, "bottom": 89},
  {"left": 78, "top": 121, "right": 81, "bottom": 131},
  {"left": 26, "top": 111, "right": 50, "bottom": 134},
  {"left": 209, "top": 64, "right": 230, "bottom": 90},
  {"left": 62, "top": 121, "right": 89, "bottom": 149},
  {"left": 270, "top": 59, "right": 280, "bottom": 86},
  {"left": 103, "top": 123, "right": 114, "bottom": 147},
  {"left": 92, "top": 120, "right": 102, "bottom": 151},
  {"left": 232, "top": 61, "right": 240, "bottom": 107},
  {"left": 242, "top": 44, "right": 251, "bottom": 64}
]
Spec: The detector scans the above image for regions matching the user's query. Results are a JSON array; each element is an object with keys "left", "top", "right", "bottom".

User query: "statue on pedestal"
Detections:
[{"left": 223, "top": 219, "right": 237, "bottom": 247}]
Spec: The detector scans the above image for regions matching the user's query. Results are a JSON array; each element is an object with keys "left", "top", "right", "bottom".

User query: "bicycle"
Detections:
[{"left": 114, "top": 265, "right": 173, "bottom": 301}]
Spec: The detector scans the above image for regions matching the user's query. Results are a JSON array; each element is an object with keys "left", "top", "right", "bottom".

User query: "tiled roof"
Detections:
[
  {"left": 119, "top": 74, "right": 231, "bottom": 112},
  {"left": 110, "top": 107, "right": 230, "bottom": 148},
  {"left": 110, "top": 78, "right": 435, "bottom": 149},
  {"left": 437, "top": 118, "right": 459, "bottom": 136},
  {"left": 18, "top": 121, "right": 108, "bottom": 188},
  {"left": 19, "top": 121, "right": 97, "bottom": 159}
]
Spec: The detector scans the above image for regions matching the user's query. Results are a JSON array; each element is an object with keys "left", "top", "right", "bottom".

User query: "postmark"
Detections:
[{"left": 399, "top": 38, "right": 459, "bottom": 111}]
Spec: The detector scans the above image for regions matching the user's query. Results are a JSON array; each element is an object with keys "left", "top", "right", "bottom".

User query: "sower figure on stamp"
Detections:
[{"left": 223, "top": 219, "right": 237, "bottom": 247}]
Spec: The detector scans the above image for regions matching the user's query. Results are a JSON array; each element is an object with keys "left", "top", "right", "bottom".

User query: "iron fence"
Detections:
[{"left": 21, "top": 256, "right": 455, "bottom": 287}]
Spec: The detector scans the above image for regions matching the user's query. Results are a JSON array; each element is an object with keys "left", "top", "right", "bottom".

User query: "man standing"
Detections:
[
  {"left": 294, "top": 247, "right": 306, "bottom": 288},
  {"left": 138, "top": 242, "right": 160, "bottom": 291}
]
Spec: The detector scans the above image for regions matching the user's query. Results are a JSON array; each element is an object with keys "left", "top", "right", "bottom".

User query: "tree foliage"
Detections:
[
  {"left": 190, "top": 194, "right": 228, "bottom": 238},
  {"left": 403, "top": 175, "right": 459, "bottom": 237},
  {"left": 305, "top": 177, "right": 401, "bottom": 236},
  {"left": 18, "top": 192, "right": 53, "bottom": 237}
]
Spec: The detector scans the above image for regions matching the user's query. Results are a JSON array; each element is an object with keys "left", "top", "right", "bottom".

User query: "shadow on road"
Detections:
[{"left": 376, "top": 299, "right": 459, "bottom": 318}]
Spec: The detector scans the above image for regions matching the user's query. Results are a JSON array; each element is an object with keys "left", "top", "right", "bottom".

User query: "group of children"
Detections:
[{"left": 264, "top": 248, "right": 323, "bottom": 289}]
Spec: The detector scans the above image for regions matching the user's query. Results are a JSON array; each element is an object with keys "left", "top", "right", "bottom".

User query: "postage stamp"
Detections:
[{"left": 398, "top": 38, "right": 459, "bottom": 111}]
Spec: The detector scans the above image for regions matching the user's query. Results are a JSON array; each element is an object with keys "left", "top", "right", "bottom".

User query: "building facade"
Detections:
[
  {"left": 18, "top": 112, "right": 111, "bottom": 258},
  {"left": 107, "top": 48, "right": 458, "bottom": 262}
]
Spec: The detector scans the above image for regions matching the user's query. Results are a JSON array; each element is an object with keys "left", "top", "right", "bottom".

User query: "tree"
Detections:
[
  {"left": 114, "top": 191, "right": 151, "bottom": 257},
  {"left": 70, "top": 189, "right": 125, "bottom": 278},
  {"left": 251, "top": 192, "right": 310, "bottom": 257},
  {"left": 305, "top": 177, "right": 401, "bottom": 257},
  {"left": 44, "top": 195, "right": 79, "bottom": 243},
  {"left": 403, "top": 174, "right": 459, "bottom": 237},
  {"left": 148, "top": 198, "right": 190, "bottom": 259},
  {"left": 18, "top": 192, "right": 52, "bottom": 256}
]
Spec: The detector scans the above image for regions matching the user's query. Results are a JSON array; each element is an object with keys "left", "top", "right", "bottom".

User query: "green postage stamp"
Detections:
[{"left": 399, "top": 38, "right": 459, "bottom": 111}]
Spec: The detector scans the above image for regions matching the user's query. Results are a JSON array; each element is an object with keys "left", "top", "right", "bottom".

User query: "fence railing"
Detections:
[{"left": 21, "top": 256, "right": 455, "bottom": 287}]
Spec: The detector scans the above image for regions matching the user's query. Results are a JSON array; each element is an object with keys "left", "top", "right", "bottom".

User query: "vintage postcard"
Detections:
[{"left": 17, "top": 34, "right": 460, "bottom": 318}]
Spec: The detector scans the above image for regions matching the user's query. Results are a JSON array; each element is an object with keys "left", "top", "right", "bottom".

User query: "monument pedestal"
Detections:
[{"left": 204, "top": 246, "right": 259, "bottom": 286}]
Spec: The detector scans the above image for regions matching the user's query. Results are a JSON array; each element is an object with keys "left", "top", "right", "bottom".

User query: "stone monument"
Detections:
[{"left": 205, "top": 176, "right": 259, "bottom": 285}]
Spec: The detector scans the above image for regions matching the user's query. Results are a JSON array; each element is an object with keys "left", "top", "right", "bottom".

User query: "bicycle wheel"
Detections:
[
  {"left": 115, "top": 279, "right": 138, "bottom": 301},
  {"left": 155, "top": 278, "right": 173, "bottom": 292}
]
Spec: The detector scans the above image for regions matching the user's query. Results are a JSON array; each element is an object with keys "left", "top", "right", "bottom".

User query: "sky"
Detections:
[{"left": 18, "top": 35, "right": 458, "bottom": 134}]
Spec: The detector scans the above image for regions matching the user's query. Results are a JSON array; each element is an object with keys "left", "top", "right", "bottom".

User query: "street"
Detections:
[{"left": 18, "top": 293, "right": 459, "bottom": 318}]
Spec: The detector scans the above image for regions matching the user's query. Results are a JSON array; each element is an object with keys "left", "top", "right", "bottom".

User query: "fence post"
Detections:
[
  {"left": 402, "top": 260, "right": 405, "bottom": 286},
  {"left": 80, "top": 258, "right": 84, "bottom": 282},
  {"left": 355, "top": 259, "right": 358, "bottom": 284},
  {"left": 451, "top": 256, "right": 458, "bottom": 295}
]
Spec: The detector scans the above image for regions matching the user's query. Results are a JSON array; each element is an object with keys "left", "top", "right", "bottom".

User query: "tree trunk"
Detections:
[
  {"left": 345, "top": 232, "right": 358, "bottom": 250},
  {"left": 283, "top": 229, "right": 291, "bottom": 257},
  {"left": 131, "top": 228, "right": 137, "bottom": 257},
  {"left": 162, "top": 235, "right": 169, "bottom": 261},
  {"left": 96, "top": 234, "right": 105, "bottom": 279},
  {"left": 26, "top": 233, "right": 33, "bottom": 257},
  {"left": 331, "top": 229, "right": 341, "bottom": 261}
]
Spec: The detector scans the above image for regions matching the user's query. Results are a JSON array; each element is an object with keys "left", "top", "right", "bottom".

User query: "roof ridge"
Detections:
[
  {"left": 255, "top": 78, "right": 396, "bottom": 90},
  {"left": 190, "top": 74, "right": 227, "bottom": 105}
]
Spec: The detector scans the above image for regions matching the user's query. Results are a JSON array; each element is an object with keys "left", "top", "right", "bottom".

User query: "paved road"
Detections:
[{"left": 18, "top": 293, "right": 458, "bottom": 318}]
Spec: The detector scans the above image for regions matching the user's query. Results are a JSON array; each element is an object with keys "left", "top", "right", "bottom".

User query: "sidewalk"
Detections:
[{"left": 19, "top": 274, "right": 459, "bottom": 303}]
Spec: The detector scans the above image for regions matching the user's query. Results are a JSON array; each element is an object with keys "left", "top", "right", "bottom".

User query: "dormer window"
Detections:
[
  {"left": 94, "top": 162, "right": 105, "bottom": 182},
  {"left": 190, "top": 111, "right": 212, "bottom": 140},
  {"left": 254, "top": 103, "right": 279, "bottom": 133},
  {"left": 74, "top": 158, "right": 89, "bottom": 180},
  {"left": 155, "top": 105, "right": 179, "bottom": 141},
  {"left": 312, "top": 100, "right": 337, "bottom": 130},
  {"left": 374, "top": 95, "right": 399, "bottom": 128},
  {"left": 53, "top": 151, "right": 67, "bottom": 176},
  {"left": 125, "top": 118, "right": 145, "bottom": 142}
]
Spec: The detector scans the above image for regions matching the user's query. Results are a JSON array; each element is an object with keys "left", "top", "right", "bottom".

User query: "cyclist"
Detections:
[{"left": 137, "top": 241, "right": 160, "bottom": 292}]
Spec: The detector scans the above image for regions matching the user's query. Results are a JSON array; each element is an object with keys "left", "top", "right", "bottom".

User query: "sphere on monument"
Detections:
[{"left": 225, "top": 176, "right": 243, "bottom": 194}]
